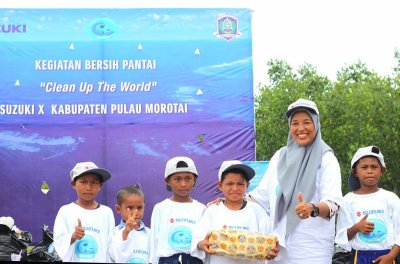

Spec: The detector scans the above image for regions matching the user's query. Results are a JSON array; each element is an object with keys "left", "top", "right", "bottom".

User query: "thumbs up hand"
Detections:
[
  {"left": 295, "top": 192, "right": 311, "bottom": 219},
  {"left": 297, "top": 192, "right": 304, "bottom": 204},
  {"left": 71, "top": 218, "right": 85, "bottom": 244},
  {"left": 355, "top": 214, "right": 374, "bottom": 235}
]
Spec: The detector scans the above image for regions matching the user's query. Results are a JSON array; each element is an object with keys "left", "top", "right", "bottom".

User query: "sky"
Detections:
[
  {"left": 4, "top": 0, "right": 400, "bottom": 91},
  {"left": 252, "top": 0, "right": 400, "bottom": 84}
]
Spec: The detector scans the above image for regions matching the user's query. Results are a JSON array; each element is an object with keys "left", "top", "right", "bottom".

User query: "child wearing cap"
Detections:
[
  {"left": 190, "top": 160, "right": 279, "bottom": 264},
  {"left": 109, "top": 184, "right": 150, "bottom": 263},
  {"left": 335, "top": 146, "right": 400, "bottom": 264},
  {"left": 53, "top": 161, "right": 115, "bottom": 262},
  {"left": 149, "top": 156, "right": 206, "bottom": 264}
]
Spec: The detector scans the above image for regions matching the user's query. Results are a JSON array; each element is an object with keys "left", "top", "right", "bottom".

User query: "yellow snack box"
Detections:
[{"left": 209, "top": 229, "right": 277, "bottom": 260}]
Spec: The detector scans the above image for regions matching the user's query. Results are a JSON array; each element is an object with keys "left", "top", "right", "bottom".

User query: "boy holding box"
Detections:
[{"left": 191, "top": 160, "right": 279, "bottom": 264}]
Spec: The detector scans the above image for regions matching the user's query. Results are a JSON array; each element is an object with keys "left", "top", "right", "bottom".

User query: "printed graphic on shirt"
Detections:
[
  {"left": 357, "top": 209, "right": 384, "bottom": 217},
  {"left": 127, "top": 258, "right": 146, "bottom": 263},
  {"left": 223, "top": 224, "right": 249, "bottom": 231},
  {"left": 168, "top": 225, "right": 192, "bottom": 250},
  {"left": 75, "top": 234, "right": 98, "bottom": 259},
  {"left": 357, "top": 218, "right": 387, "bottom": 243},
  {"left": 129, "top": 249, "right": 149, "bottom": 263}
]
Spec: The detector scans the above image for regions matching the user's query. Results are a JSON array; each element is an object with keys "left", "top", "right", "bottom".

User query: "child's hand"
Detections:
[
  {"left": 71, "top": 218, "right": 85, "bottom": 244},
  {"left": 356, "top": 214, "right": 374, "bottom": 234},
  {"left": 197, "top": 232, "right": 214, "bottom": 254},
  {"left": 206, "top": 197, "right": 224, "bottom": 207},
  {"left": 125, "top": 208, "right": 140, "bottom": 231},
  {"left": 266, "top": 241, "right": 279, "bottom": 260},
  {"left": 122, "top": 208, "right": 140, "bottom": 240},
  {"left": 373, "top": 254, "right": 395, "bottom": 264}
]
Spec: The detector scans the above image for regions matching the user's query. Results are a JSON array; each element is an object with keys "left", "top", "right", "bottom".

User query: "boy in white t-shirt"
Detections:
[
  {"left": 150, "top": 156, "right": 206, "bottom": 264},
  {"left": 191, "top": 160, "right": 279, "bottom": 264},
  {"left": 53, "top": 161, "right": 115, "bottom": 262},
  {"left": 109, "top": 184, "right": 150, "bottom": 263},
  {"left": 335, "top": 146, "right": 400, "bottom": 263}
]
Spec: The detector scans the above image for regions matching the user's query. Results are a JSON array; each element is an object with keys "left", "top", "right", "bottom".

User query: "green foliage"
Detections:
[{"left": 255, "top": 59, "right": 400, "bottom": 195}]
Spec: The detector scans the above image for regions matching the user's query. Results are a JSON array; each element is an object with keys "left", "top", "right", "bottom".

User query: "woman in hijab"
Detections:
[{"left": 248, "top": 98, "right": 343, "bottom": 263}]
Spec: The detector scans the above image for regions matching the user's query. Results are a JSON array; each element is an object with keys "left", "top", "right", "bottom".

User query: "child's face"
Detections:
[
  {"left": 218, "top": 172, "right": 249, "bottom": 203},
  {"left": 116, "top": 194, "right": 145, "bottom": 222},
  {"left": 71, "top": 174, "right": 103, "bottom": 202},
  {"left": 166, "top": 172, "right": 196, "bottom": 198},
  {"left": 290, "top": 110, "right": 316, "bottom": 146},
  {"left": 354, "top": 157, "right": 385, "bottom": 189}
]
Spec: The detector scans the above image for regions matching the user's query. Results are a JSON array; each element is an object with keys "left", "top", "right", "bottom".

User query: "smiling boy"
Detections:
[{"left": 191, "top": 160, "right": 278, "bottom": 263}]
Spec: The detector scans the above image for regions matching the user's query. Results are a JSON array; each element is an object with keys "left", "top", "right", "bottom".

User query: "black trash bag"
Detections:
[
  {"left": 19, "top": 229, "right": 33, "bottom": 246},
  {"left": 0, "top": 224, "right": 30, "bottom": 261},
  {"left": 21, "top": 224, "right": 62, "bottom": 262},
  {"left": 332, "top": 244, "right": 351, "bottom": 264}
]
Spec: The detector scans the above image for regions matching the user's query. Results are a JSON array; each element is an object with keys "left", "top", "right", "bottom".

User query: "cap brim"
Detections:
[
  {"left": 348, "top": 171, "right": 360, "bottom": 191},
  {"left": 286, "top": 107, "right": 317, "bottom": 118},
  {"left": 223, "top": 164, "right": 255, "bottom": 181},
  {"left": 78, "top": 168, "right": 111, "bottom": 182}
]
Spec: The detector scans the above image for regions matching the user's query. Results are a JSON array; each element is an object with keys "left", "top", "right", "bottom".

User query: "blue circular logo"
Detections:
[
  {"left": 168, "top": 226, "right": 192, "bottom": 250},
  {"left": 89, "top": 18, "right": 118, "bottom": 39},
  {"left": 75, "top": 235, "right": 98, "bottom": 259},
  {"left": 358, "top": 218, "right": 387, "bottom": 243}
]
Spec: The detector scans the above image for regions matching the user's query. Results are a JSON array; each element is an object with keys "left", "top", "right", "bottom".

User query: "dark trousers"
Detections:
[
  {"left": 351, "top": 249, "right": 398, "bottom": 264},
  {"left": 158, "top": 253, "right": 203, "bottom": 264}
]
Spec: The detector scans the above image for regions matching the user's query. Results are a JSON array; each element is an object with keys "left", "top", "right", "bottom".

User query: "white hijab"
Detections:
[{"left": 275, "top": 109, "right": 331, "bottom": 237}]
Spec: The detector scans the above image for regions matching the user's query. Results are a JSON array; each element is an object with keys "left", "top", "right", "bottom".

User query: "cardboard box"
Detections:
[{"left": 209, "top": 229, "right": 277, "bottom": 260}]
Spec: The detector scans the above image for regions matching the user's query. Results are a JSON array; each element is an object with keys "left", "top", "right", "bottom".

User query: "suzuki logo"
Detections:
[{"left": 0, "top": 24, "right": 27, "bottom": 33}]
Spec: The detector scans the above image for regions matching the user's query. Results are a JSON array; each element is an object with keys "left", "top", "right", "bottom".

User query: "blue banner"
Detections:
[{"left": 0, "top": 8, "right": 254, "bottom": 242}]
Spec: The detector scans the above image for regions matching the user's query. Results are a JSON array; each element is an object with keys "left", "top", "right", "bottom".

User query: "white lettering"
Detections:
[
  {"left": 84, "top": 60, "right": 119, "bottom": 70},
  {"left": 51, "top": 104, "right": 107, "bottom": 115},
  {"left": 0, "top": 104, "right": 35, "bottom": 115},
  {"left": 122, "top": 59, "right": 156, "bottom": 70},
  {"left": 145, "top": 103, "right": 188, "bottom": 114},
  {"left": 110, "top": 104, "right": 142, "bottom": 114},
  {"left": 35, "top": 60, "right": 82, "bottom": 70}
]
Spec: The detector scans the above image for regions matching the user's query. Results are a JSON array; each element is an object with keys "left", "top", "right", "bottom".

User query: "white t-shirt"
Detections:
[
  {"left": 109, "top": 221, "right": 151, "bottom": 263},
  {"left": 53, "top": 202, "right": 115, "bottom": 262},
  {"left": 249, "top": 149, "right": 343, "bottom": 264},
  {"left": 335, "top": 188, "right": 400, "bottom": 252},
  {"left": 190, "top": 201, "right": 272, "bottom": 264},
  {"left": 149, "top": 198, "right": 206, "bottom": 264}
]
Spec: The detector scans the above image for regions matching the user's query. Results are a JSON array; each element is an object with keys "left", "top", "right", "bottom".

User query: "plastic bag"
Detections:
[
  {"left": 332, "top": 244, "right": 351, "bottom": 264},
  {"left": 21, "top": 225, "right": 62, "bottom": 262},
  {"left": 0, "top": 224, "right": 30, "bottom": 261}
]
